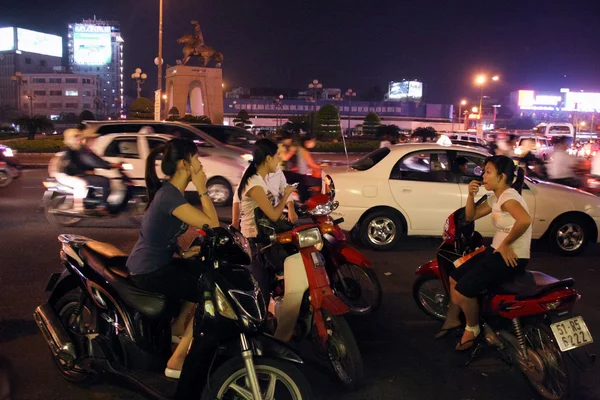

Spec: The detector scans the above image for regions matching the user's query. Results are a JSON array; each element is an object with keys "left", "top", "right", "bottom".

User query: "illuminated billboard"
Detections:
[
  {"left": 516, "top": 89, "right": 600, "bottom": 112},
  {"left": 73, "top": 24, "right": 112, "bottom": 66},
  {"left": 0, "top": 27, "right": 15, "bottom": 51},
  {"left": 16, "top": 28, "right": 62, "bottom": 57},
  {"left": 388, "top": 80, "right": 423, "bottom": 101},
  {"left": 517, "top": 90, "right": 562, "bottom": 111},
  {"left": 565, "top": 92, "right": 600, "bottom": 112}
]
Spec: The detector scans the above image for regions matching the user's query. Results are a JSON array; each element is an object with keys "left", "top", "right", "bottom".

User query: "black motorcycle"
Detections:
[
  {"left": 34, "top": 226, "right": 312, "bottom": 400},
  {"left": 42, "top": 167, "right": 147, "bottom": 226}
]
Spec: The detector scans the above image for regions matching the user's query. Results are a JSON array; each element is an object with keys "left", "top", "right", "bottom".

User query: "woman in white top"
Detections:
[{"left": 437, "top": 156, "right": 532, "bottom": 351}]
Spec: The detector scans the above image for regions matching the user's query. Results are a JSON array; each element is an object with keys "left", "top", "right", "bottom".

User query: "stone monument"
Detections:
[{"left": 165, "top": 21, "right": 224, "bottom": 123}]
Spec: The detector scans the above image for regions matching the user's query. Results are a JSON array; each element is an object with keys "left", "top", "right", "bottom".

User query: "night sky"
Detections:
[{"left": 2, "top": 0, "right": 599, "bottom": 104}]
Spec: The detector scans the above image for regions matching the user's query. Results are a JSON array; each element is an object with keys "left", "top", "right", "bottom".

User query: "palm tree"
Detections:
[{"left": 14, "top": 115, "right": 55, "bottom": 140}]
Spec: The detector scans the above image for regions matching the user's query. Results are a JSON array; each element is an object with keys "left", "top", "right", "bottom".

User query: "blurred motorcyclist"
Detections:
[
  {"left": 55, "top": 129, "right": 119, "bottom": 213},
  {"left": 546, "top": 136, "right": 579, "bottom": 188},
  {"left": 516, "top": 138, "right": 547, "bottom": 180}
]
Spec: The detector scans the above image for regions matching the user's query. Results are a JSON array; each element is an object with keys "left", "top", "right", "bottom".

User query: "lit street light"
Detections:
[
  {"left": 344, "top": 89, "right": 357, "bottom": 137},
  {"left": 131, "top": 68, "right": 147, "bottom": 99},
  {"left": 455, "top": 99, "right": 467, "bottom": 131},
  {"left": 472, "top": 107, "right": 479, "bottom": 113},
  {"left": 308, "top": 79, "right": 323, "bottom": 135},
  {"left": 162, "top": 93, "right": 168, "bottom": 120},
  {"left": 10, "top": 72, "right": 28, "bottom": 113},
  {"left": 475, "top": 74, "right": 500, "bottom": 136},
  {"left": 274, "top": 94, "right": 284, "bottom": 130}
]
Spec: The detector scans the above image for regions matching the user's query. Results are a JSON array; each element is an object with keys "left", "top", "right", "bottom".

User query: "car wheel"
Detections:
[
  {"left": 359, "top": 209, "right": 404, "bottom": 251},
  {"left": 548, "top": 215, "right": 589, "bottom": 256},
  {"left": 207, "top": 177, "right": 233, "bottom": 206}
]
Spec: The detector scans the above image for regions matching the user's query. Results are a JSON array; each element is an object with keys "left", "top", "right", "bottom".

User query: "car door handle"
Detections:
[{"left": 402, "top": 188, "right": 412, "bottom": 193}]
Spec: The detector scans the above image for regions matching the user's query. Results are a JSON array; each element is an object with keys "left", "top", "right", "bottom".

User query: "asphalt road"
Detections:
[{"left": 1, "top": 170, "right": 599, "bottom": 400}]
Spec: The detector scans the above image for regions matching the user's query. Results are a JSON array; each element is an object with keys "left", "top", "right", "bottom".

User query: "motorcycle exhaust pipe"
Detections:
[{"left": 33, "top": 303, "right": 77, "bottom": 363}]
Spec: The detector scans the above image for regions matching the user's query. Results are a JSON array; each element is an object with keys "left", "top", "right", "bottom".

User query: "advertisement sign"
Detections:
[
  {"left": 155, "top": 90, "right": 161, "bottom": 121},
  {"left": 0, "top": 27, "right": 15, "bottom": 52},
  {"left": 565, "top": 92, "right": 600, "bottom": 112},
  {"left": 73, "top": 24, "right": 112, "bottom": 66},
  {"left": 388, "top": 80, "right": 423, "bottom": 101},
  {"left": 16, "top": 28, "right": 62, "bottom": 57},
  {"left": 517, "top": 90, "right": 562, "bottom": 110}
]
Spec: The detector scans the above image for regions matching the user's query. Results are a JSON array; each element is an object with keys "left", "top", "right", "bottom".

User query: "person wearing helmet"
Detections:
[{"left": 58, "top": 129, "right": 119, "bottom": 213}]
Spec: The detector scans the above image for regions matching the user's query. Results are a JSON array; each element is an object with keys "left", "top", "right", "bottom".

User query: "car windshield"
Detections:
[{"left": 351, "top": 147, "right": 390, "bottom": 171}]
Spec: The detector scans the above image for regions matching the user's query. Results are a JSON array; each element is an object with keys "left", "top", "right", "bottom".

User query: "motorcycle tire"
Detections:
[
  {"left": 519, "top": 321, "right": 580, "bottom": 400},
  {"left": 318, "top": 309, "right": 364, "bottom": 390},
  {"left": 0, "top": 170, "right": 12, "bottom": 188},
  {"left": 45, "top": 196, "right": 82, "bottom": 227},
  {"left": 200, "top": 356, "right": 312, "bottom": 400},
  {"left": 412, "top": 275, "right": 448, "bottom": 322},
  {"left": 334, "top": 264, "right": 383, "bottom": 316},
  {"left": 52, "top": 289, "right": 99, "bottom": 385}
]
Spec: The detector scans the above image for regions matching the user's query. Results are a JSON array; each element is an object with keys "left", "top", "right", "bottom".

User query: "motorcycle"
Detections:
[
  {"left": 412, "top": 196, "right": 595, "bottom": 400},
  {"left": 41, "top": 166, "right": 147, "bottom": 226},
  {"left": 0, "top": 161, "right": 16, "bottom": 188},
  {"left": 34, "top": 226, "right": 312, "bottom": 400},
  {"left": 256, "top": 218, "right": 364, "bottom": 390},
  {"left": 300, "top": 192, "right": 382, "bottom": 315}
]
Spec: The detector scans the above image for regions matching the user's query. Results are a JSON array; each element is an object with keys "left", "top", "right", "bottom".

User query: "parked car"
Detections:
[
  {"left": 323, "top": 143, "right": 600, "bottom": 255},
  {"left": 447, "top": 133, "right": 488, "bottom": 148},
  {"left": 87, "top": 133, "right": 245, "bottom": 206},
  {"left": 514, "top": 136, "right": 553, "bottom": 160},
  {"left": 83, "top": 120, "right": 253, "bottom": 167},
  {"left": 190, "top": 124, "right": 257, "bottom": 150}
]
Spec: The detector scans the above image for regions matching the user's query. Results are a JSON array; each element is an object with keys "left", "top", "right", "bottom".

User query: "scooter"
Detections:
[
  {"left": 34, "top": 226, "right": 312, "bottom": 400},
  {"left": 41, "top": 166, "right": 147, "bottom": 226},
  {"left": 256, "top": 218, "right": 364, "bottom": 390},
  {"left": 412, "top": 196, "right": 595, "bottom": 400},
  {"left": 0, "top": 161, "right": 16, "bottom": 188},
  {"left": 300, "top": 192, "right": 382, "bottom": 315}
]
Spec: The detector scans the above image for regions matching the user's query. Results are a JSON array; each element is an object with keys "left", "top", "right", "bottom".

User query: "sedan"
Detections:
[{"left": 323, "top": 143, "right": 600, "bottom": 256}]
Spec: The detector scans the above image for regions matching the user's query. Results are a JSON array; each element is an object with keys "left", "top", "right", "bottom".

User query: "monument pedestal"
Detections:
[{"left": 165, "top": 65, "right": 224, "bottom": 124}]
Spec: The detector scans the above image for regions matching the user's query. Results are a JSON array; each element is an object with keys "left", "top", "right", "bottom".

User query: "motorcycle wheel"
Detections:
[
  {"left": 0, "top": 170, "right": 12, "bottom": 188},
  {"left": 318, "top": 309, "right": 364, "bottom": 390},
  {"left": 201, "top": 356, "right": 312, "bottom": 400},
  {"left": 333, "top": 264, "right": 382, "bottom": 315},
  {"left": 52, "top": 289, "right": 99, "bottom": 385},
  {"left": 519, "top": 321, "right": 579, "bottom": 400},
  {"left": 412, "top": 275, "right": 448, "bottom": 321},
  {"left": 45, "top": 196, "right": 82, "bottom": 226},
  {"left": 127, "top": 195, "right": 147, "bottom": 225}
]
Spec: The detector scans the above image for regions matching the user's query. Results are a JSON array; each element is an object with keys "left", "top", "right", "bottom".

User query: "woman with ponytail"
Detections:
[
  {"left": 436, "top": 156, "right": 532, "bottom": 351},
  {"left": 126, "top": 138, "right": 219, "bottom": 379}
]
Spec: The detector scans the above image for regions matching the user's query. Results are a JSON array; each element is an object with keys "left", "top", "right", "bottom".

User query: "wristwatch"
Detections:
[{"left": 199, "top": 191, "right": 209, "bottom": 198}]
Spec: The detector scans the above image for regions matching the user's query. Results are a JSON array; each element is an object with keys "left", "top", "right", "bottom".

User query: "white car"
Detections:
[
  {"left": 514, "top": 136, "right": 553, "bottom": 160},
  {"left": 323, "top": 143, "right": 600, "bottom": 255},
  {"left": 89, "top": 133, "right": 245, "bottom": 206}
]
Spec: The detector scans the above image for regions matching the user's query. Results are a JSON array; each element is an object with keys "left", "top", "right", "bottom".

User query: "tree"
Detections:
[
  {"left": 0, "top": 105, "right": 20, "bottom": 125},
  {"left": 376, "top": 124, "right": 401, "bottom": 139},
  {"left": 168, "top": 106, "right": 180, "bottom": 118},
  {"left": 128, "top": 97, "right": 154, "bottom": 120},
  {"left": 411, "top": 126, "right": 438, "bottom": 142},
  {"left": 282, "top": 114, "right": 311, "bottom": 134},
  {"left": 315, "top": 104, "right": 341, "bottom": 140},
  {"left": 178, "top": 114, "right": 212, "bottom": 124},
  {"left": 363, "top": 112, "right": 381, "bottom": 136},
  {"left": 13, "top": 115, "right": 55, "bottom": 140},
  {"left": 233, "top": 109, "right": 252, "bottom": 130}
]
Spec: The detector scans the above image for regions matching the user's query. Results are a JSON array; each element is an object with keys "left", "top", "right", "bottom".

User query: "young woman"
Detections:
[
  {"left": 437, "top": 156, "right": 531, "bottom": 351},
  {"left": 126, "top": 138, "right": 219, "bottom": 379},
  {"left": 237, "top": 139, "right": 296, "bottom": 300}
]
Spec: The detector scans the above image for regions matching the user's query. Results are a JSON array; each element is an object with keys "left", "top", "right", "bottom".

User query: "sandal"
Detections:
[
  {"left": 434, "top": 324, "right": 462, "bottom": 339},
  {"left": 455, "top": 334, "right": 480, "bottom": 352}
]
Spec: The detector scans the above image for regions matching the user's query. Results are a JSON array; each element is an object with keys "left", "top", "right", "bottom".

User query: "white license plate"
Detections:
[{"left": 550, "top": 316, "right": 593, "bottom": 352}]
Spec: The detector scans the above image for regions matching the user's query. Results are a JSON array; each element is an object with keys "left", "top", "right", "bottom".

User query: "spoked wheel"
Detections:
[
  {"left": 201, "top": 357, "right": 312, "bottom": 400},
  {"left": 53, "top": 289, "right": 99, "bottom": 384},
  {"left": 333, "top": 264, "right": 382, "bottom": 315},
  {"left": 519, "top": 322, "right": 579, "bottom": 400},
  {"left": 317, "top": 309, "right": 364, "bottom": 390},
  {"left": 412, "top": 275, "right": 448, "bottom": 321},
  {"left": 0, "top": 170, "right": 12, "bottom": 188},
  {"left": 45, "top": 196, "right": 82, "bottom": 226}
]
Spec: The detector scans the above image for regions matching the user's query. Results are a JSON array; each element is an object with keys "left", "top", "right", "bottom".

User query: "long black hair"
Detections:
[
  {"left": 484, "top": 155, "right": 525, "bottom": 194},
  {"left": 145, "top": 138, "right": 198, "bottom": 208},
  {"left": 237, "top": 138, "right": 279, "bottom": 200}
]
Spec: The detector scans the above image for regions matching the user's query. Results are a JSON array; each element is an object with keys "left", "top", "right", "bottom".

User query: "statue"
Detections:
[{"left": 177, "top": 20, "right": 224, "bottom": 67}]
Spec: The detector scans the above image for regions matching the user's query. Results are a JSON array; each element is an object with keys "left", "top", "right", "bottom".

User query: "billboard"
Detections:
[
  {"left": 517, "top": 89, "right": 600, "bottom": 112},
  {"left": 565, "top": 92, "right": 600, "bottom": 112},
  {"left": 73, "top": 24, "right": 112, "bottom": 66},
  {"left": 0, "top": 27, "right": 15, "bottom": 51},
  {"left": 388, "top": 80, "right": 423, "bottom": 101},
  {"left": 16, "top": 28, "right": 62, "bottom": 57}
]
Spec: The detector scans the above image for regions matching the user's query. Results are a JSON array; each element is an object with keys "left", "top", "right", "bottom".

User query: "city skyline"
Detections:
[{"left": 1, "top": 0, "right": 599, "bottom": 105}]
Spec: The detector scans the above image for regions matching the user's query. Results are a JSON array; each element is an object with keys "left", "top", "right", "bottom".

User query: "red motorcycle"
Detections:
[
  {"left": 413, "top": 196, "right": 595, "bottom": 400},
  {"left": 301, "top": 191, "right": 383, "bottom": 315}
]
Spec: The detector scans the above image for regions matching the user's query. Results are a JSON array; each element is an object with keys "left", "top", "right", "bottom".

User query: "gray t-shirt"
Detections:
[{"left": 127, "top": 182, "right": 188, "bottom": 275}]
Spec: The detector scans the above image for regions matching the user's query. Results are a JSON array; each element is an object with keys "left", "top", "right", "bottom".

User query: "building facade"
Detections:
[{"left": 68, "top": 18, "right": 124, "bottom": 116}]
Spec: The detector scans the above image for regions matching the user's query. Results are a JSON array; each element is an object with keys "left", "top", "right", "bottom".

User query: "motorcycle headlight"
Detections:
[
  {"left": 297, "top": 227, "right": 322, "bottom": 248},
  {"left": 215, "top": 285, "right": 238, "bottom": 320},
  {"left": 308, "top": 201, "right": 339, "bottom": 216},
  {"left": 2, "top": 147, "right": 14, "bottom": 157}
]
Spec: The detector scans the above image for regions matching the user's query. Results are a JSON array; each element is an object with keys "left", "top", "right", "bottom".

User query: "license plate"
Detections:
[{"left": 550, "top": 316, "right": 594, "bottom": 352}]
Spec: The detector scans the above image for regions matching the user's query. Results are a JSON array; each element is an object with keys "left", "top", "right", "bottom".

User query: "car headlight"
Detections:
[
  {"left": 514, "top": 147, "right": 523, "bottom": 155},
  {"left": 215, "top": 285, "right": 238, "bottom": 320},
  {"left": 297, "top": 227, "right": 322, "bottom": 248}
]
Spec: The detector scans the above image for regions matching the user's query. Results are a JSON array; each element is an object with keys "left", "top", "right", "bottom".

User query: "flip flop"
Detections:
[
  {"left": 455, "top": 334, "right": 479, "bottom": 352},
  {"left": 434, "top": 324, "right": 462, "bottom": 339},
  {"left": 165, "top": 368, "right": 181, "bottom": 379}
]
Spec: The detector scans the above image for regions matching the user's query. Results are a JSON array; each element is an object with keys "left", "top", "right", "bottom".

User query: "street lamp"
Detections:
[
  {"left": 162, "top": 94, "right": 168, "bottom": 120},
  {"left": 273, "top": 94, "right": 284, "bottom": 130},
  {"left": 131, "top": 68, "right": 147, "bottom": 99},
  {"left": 472, "top": 107, "right": 479, "bottom": 113},
  {"left": 475, "top": 74, "right": 499, "bottom": 135},
  {"left": 228, "top": 100, "right": 237, "bottom": 125},
  {"left": 308, "top": 80, "right": 323, "bottom": 135},
  {"left": 24, "top": 91, "right": 36, "bottom": 117},
  {"left": 10, "top": 72, "right": 28, "bottom": 113},
  {"left": 344, "top": 89, "right": 357, "bottom": 137}
]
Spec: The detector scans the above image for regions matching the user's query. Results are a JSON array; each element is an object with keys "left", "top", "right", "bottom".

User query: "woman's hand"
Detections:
[
  {"left": 191, "top": 162, "right": 208, "bottom": 193},
  {"left": 467, "top": 180, "right": 482, "bottom": 197},
  {"left": 182, "top": 246, "right": 201, "bottom": 259},
  {"left": 288, "top": 207, "right": 298, "bottom": 224},
  {"left": 283, "top": 185, "right": 296, "bottom": 199},
  {"left": 494, "top": 243, "right": 518, "bottom": 267}
]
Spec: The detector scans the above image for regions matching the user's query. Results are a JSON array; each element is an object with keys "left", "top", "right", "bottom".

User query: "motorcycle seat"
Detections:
[
  {"left": 80, "top": 242, "right": 168, "bottom": 319},
  {"left": 491, "top": 271, "right": 575, "bottom": 300}
]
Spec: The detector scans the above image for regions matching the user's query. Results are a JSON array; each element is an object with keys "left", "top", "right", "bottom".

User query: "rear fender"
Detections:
[
  {"left": 48, "top": 270, "right": 84, "bottom": 306},
  {"left": 415, "top": 259, "right": 440, "bottom": 277},
  {"left": 337, "top": 243, "right": 372, "bottom": 268}
]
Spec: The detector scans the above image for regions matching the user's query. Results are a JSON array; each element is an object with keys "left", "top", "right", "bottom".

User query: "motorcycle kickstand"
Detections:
[{"left": 464, "top": 342, "right": 484, "bottom": 367}]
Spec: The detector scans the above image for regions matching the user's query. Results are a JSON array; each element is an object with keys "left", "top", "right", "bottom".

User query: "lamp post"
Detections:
[
  {"left": 344, "top": 89, "right": 357, "bottom": 137},
  {"left": 24, "top": 91, "right": 36, "bottom": 117},
  {"left": 228, "top": 100, "right": 237, "bottom": 125},
  {"left": 475, "top": 75, "right": 499, "bottom": 136},
  {"left": 156, "top": 0, "right": 164, "bottom": 100},
  {"left": 10, "top": 72, "right": 28, "bottom": 113},
  {"left": 308, "top": 79, "right": 322, "bottom": 135},
  {"left": 274, "top": 94, "right": 284, "bottom": 130},
  {"left": 162, "top": 94, "right": 168, "bottom": 120},
  {"left": 131, "top": 68, "right": 147, "bottom": 99},
  {"left": 457, "top": 99, "right": 467, "bottom": 131}
]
